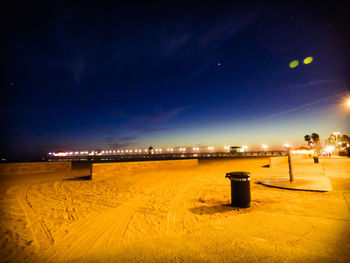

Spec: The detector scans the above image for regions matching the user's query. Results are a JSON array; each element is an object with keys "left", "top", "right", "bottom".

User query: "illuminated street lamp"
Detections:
[
  {"left": 262, "top": 144, "right": 268, "bottom": 150},
  {"left": 346, "top": 98, "right": 350, "bottom": 108}
]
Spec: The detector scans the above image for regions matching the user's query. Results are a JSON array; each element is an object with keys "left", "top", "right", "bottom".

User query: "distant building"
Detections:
[
  {"left": 230, "top": 146, "right": 241, "bottom": 154},
  {"left": 148, "top": 146, "right": 154, "bottom": 155}
]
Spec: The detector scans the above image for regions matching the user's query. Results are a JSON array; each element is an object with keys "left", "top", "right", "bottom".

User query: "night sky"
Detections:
[{"left": 2, "top": 1, "right": 350, "bottom": 160}]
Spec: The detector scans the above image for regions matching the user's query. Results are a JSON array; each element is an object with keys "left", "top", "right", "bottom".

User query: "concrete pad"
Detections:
[{"left": 258, "top": 177, "right": 333, "bottom": 192}]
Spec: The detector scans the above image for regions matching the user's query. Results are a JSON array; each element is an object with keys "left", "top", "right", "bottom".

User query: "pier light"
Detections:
[
  {"left": 284, "top": 144, "right": 290, "bottom": 148},
  {"left": 347, "top": 99, "right": 350, "bottom": 107},
  {"left": 159, "top": 149, "right": 162, "bottom": 152},
  {"left": 117, "top": 150, "right": 120, "bottom": 153},
  {"left": 262, "top": 144, "right": 268, "bottom": 150},
  {"left": 144, "top": 149, "right": 148, "bottom": 152},
  {"left": 74, "top": 152, "right": 79, "bottom": 155},
  {"left": 240, "top": 146, "right": 248, "bottom": 152},
  {"left": 102, "top": 151, "right": 105, "bottom": 153},
  {"left": 48, "top": 152, "right": 52, "bottom": 155},
  {"left": 170, "top": 148, "right": 173, "bottom": 151},
  {"left": 121, "top": 150, "right": 124, "bottom": 153},
  {"left": 126, "top": 150, "right": 129, "bottom": 153}
]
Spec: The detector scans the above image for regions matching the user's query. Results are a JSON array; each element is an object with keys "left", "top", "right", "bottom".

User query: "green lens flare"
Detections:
[
  {"left": 289, "top": 60, "right": 299, "bottom": 68},
  {"left": 303, "top": 57, "right": 313, "bottom": 64}
]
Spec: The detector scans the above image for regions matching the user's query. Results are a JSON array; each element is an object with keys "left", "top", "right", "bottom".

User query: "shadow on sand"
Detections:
[
  {"left": 63, "top": 175, "right": 91, "bottom": 181},
  {"left": 189, "top": 204, "right": 240, "bottom": 215}
]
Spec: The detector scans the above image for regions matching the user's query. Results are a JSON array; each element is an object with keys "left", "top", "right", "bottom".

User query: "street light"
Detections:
[{"left": 346, "top": 98, "right": 350, "bottom": 108}]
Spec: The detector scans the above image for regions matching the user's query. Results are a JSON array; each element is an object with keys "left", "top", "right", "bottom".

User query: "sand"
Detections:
[{"left": 0, "top": 157, "right": 349, "bottom": 262}]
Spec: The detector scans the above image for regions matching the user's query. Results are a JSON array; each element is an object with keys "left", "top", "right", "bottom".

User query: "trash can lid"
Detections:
[{"left": 226, "top": 171, "right": 250, "bottom": 179}]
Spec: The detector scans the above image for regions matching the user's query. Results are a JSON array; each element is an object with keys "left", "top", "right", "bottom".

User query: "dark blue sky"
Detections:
[{"left": 2, "top": 1, "right": 350, "bottom": 159}]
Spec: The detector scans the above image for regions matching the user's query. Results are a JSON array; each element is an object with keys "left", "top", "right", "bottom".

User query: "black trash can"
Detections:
[
  {"left": 225, "top": 172, "right": 251, "bottom": 208},
  {"left": 313, "top": 156, "right": 319, "bottom": 163}
]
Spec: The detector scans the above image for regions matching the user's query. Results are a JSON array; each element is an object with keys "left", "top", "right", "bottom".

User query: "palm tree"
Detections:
[
  {"left": 304, "top": 135, "right": 311, "bottom": 145},
  {"left": 311, "top": 133, "right": 321, "bottom": 153},
  {"left": 311, "top": 133, "right": 320, "bottom": 144}
]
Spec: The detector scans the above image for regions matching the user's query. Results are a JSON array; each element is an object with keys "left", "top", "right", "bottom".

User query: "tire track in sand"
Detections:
[
  {"left": 46, "top": 172, "right": 173, "bottom": 261},
  {"left": 16, "top": 186, "right": 54, "bottom": 249},
  {"left": 166, "top": 170, "right": 217, "bottom": 234}
]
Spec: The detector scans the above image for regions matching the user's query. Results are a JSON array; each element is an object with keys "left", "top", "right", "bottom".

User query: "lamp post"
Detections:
[{"left": 284, "top": 144, "right": 294, "bottom": 182}]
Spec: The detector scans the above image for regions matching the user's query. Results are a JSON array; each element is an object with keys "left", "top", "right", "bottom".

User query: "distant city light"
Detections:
[
  {"left": 292, "top": 149, "right": 314, "bottom": 155},
  {"left": 262, "top": 144, "right": 268, "bottom": 149},
  {"left": 240, "top": 145, "right": 248, "bottom": 152},
  {"left": 325, "top": 146, "right": 335, "bottom": 153},
  {"left": 54, "top": 152, "right": 68, "bottom": 156}
]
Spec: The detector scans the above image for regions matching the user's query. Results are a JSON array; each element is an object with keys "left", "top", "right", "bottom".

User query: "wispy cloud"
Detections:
[
  {"left": 135, "top": 106, "right": 190, "bottom": 122},
  {"left": 198, "top": 11, "right": 258, "bottom": 46},
  {"left": 290, "top": 79, "right": 343, "bottom": 89},
  {"left": 105, "top": 135, "right": 136, "bottom": 148},
  {"left": 259, "top": 93, "right": 342, "bottom": 120}
]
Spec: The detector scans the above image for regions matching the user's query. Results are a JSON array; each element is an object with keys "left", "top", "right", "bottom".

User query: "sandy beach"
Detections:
[{"left": 0, "top": 157, "right": 349, "bottom": 262}]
